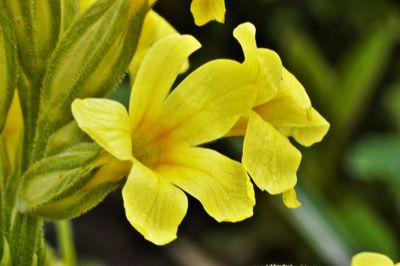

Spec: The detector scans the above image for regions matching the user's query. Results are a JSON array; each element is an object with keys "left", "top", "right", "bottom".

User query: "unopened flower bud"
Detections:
[
  {"left": 17, "top": 143, "right": 130, "bottom": 219},
  {"left": 0, "top": 4, "right": 17, "bottom": 132},
  {"left": 39, "top": 0, "right": 150, "bottom": 132}
]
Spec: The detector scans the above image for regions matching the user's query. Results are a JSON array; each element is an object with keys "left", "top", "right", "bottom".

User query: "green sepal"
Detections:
[
  {"left": 37, "top": 0, "right": 149, "bottom": 135},
  {"left": 3, "top": 0, "right": 62, "bottom": 80},
  {"left": 18, "top": 143, "right": 102, "bottom": 211},
  {"left": 0, "top": 238, "right": 10, "bottom": 266},
  {"left": 0, "top": 143, "right": 6, "bottom": 259},
  {"left": 0, "top": 137, "right": 6, "bottom": 192},
  {"left": 60, "top": 0, "right": 79, "bottom": 36},
  {"left": 45, "top": 121, "right": 85, "bottom": 156},
  {"left": 18, "top": 143, "right": 125, "bottom": 219},
  {"left": 3, "top": 0, "right": 64, "bottom": 163},
  {"left": 0, "top": 3, "right": 17, "bottom": 132},
  {"left": 34, "top": 180, "right": 122, "bottom": 220}
]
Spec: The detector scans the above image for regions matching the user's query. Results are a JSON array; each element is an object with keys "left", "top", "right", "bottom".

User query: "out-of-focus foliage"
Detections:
[
  {"left": 347, "top": 134, "right": 400, "bottom": 185},
  {"left": 68, "top": 0, "right": 400, "bottom": 265}
]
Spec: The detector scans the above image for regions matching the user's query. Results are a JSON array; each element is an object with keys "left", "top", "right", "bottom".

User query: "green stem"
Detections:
[
  {"left": 9, "top": 214, "right": 43, "bottom": 266},
  {"left": 5, "top": 109, "right": 48, "bottom": 265},
  {"left": 56, "top": 220, "right": 77, "bottom": 266}
]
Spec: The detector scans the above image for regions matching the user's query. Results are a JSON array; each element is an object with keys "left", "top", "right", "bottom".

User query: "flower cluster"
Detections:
[
  {"left": 72, "top": 3, "right": 329, "bottom": 245},
  {"left": 0, "top": 1, "right": 331, "bottom": 264}
]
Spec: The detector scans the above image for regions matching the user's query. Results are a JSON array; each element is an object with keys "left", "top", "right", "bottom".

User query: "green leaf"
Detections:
[
  {"left": 346, "top": 134, "right": 400, "bottom": 185},
  {"left": 0, "top": 3, "right": 17, "bottom": 132},
  {"left": 383, "top": 81, "right": 400, "bottom": 131}
]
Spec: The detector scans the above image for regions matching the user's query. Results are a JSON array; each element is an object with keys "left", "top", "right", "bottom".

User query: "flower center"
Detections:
[{"left": 131, "top": 133, "right": 161, "bottom": 168}]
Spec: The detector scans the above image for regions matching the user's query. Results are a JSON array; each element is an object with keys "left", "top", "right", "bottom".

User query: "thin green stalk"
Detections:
[{"left": 56, "top": 220, "right": 76, "bottom": 266}]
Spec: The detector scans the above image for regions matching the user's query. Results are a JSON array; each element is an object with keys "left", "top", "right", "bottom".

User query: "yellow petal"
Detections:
[
  {"left": 129, "top": 34, "right": 201, "bottom": 130},
  {"left": 2, "top": 91, "right": 23, "bottom": 172},
  {"left": 255, "top": 69, "right": 330, "bottom": 147},
  {"left": 280, "top": 68, "right": 311, "bottom": 109},
  {"left": 72, "top": 98, "right": 133, "bottom": 161},
  {"left": 129, "top": 11, "right": 189, "bottom": 81},
  {"left": 233, "top": 22, "right": 282, "bottom": 105},
  {"left": 242, "top": 112, "right": 301, "bottom": 194},
  {"left": 352, "top": 252, "right": 394, "bottom": 266},
  {"left": 158, "top": 146, "right": 255, "bottom": 222},
  {"left": 233, "top": 22, "right": 257, "bottom": 63},
  {"left": 226, "top": 116, "right": 249, "bottom": 136},
  {"left": 190, "top": 0, "right": 225, "bottom": 26},
  {"left": 84, "top": 156, "right": 132, "bottom": 189},
  {"left": 79, "top": 0, "right": 96, "bottom": 13},
  {"left": 122, "top": 162, "right": 188, "bottom": 245},
  {"left": 156, "top": 59, "right": 256, "bottom": 146},
  {"left": 282, "top": 188, "right": 301, "bottom": 208}
]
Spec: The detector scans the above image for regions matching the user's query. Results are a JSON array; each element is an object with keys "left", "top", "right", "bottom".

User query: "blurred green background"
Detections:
[{"left": 54, "top": 0, "right": 400, "bottom": 265}]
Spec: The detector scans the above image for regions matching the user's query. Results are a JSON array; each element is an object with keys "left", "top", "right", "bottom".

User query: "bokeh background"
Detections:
[{"left": 50, "top": 0, "right": 400, "bottom": 265}]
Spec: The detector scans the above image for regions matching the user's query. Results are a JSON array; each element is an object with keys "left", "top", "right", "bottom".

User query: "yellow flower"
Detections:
[
  {"left": 352, "top": 252, "right": 400, "bottom": 266},
  {"left": 228, "top": 22, "right": 330, "bottom": 208},
  {"left": 190, "top": 0, "right": 226, "bottom": 26},
  {"left": 72, "top": 34, "right": 256, "bottom": 245}
]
